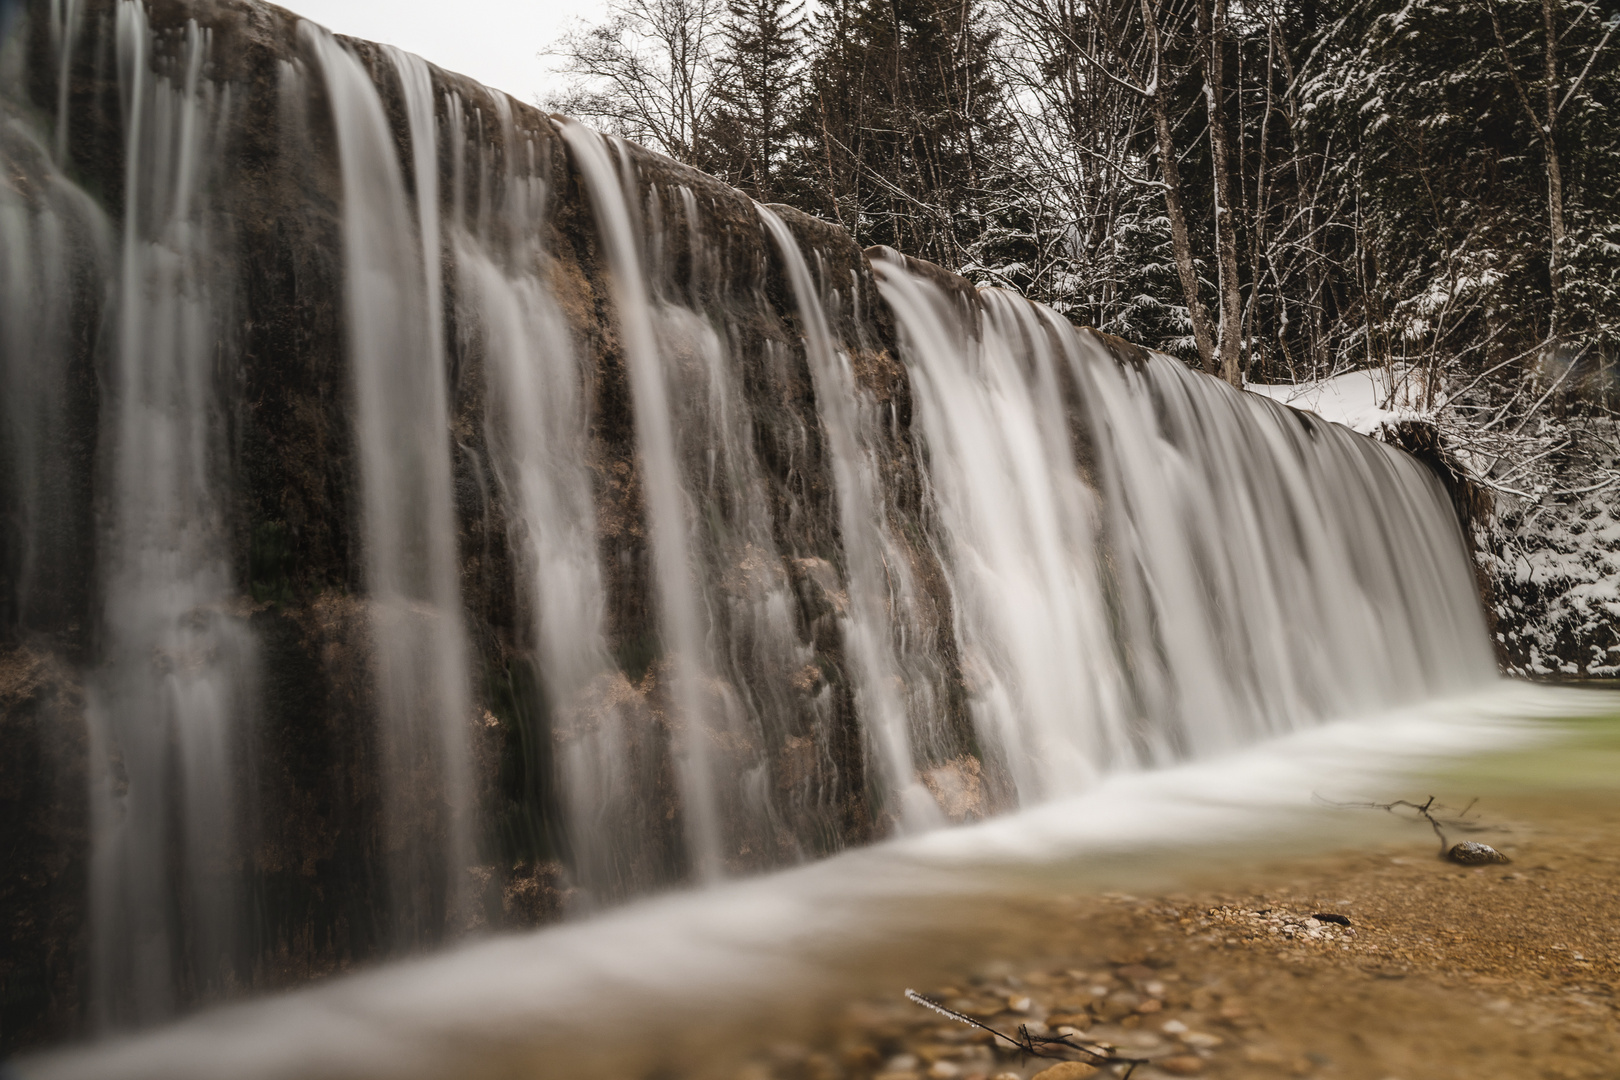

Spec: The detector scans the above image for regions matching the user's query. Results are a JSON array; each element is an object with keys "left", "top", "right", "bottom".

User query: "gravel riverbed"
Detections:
[{"left": 735, "top": 791, "right": 1620, "bottom": 1080}]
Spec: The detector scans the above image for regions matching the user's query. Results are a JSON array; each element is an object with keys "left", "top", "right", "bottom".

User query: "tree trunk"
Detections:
[
  {"left": 1199, "top": 0, "right": 1244, "bottom": 386},
  {"left": 1141, "top": 0, "right": 1214, "bottom": 370},
  {"left": 1541, "top": 0, "right": 1566, "bottom": 340},
  {"left": 1485, "top": 0, "right": 1567, "bottom": 344}
]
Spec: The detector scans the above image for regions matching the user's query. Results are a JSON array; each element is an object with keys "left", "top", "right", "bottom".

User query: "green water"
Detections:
[{"left": 1436, "top": 699, "right": 1620, "bottom": 794}]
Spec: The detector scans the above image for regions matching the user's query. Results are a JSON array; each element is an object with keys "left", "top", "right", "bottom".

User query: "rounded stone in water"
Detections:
[{"left": 1447, "top": 841, "right": 1509, "bottom": 865}]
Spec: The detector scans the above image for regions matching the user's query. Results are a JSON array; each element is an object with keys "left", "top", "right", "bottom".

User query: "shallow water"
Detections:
[{"left": 20, "top": 681, "right": 1619, "bottom": 1080}]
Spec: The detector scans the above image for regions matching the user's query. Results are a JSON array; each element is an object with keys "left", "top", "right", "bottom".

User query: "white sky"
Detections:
[{"left": 286, "top": 0, "right": 603, "bottom": 106}]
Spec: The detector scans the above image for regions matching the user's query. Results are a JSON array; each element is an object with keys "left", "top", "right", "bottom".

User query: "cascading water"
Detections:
[
  {"left": 557, "top": 123, "right": 730, "bottom": 881},
  {"left": 759, "top": 210, "right": 950, "bottom": 828},
  {"left": 870, "top": 264, "right": 1131, "bottom": 798},
  {"left": 0, "top": 59, "right": 105, "bottom": 637},
  {"left": 0, "top": 0, "right": 1501, "bottom": 1048},
  {"left": 448, "top": 102, "right": 633, "bottom": 901},
  {"left": 83, "top": 3, "right": 255, "bottom": 1027},
  {"left": 303, "top": 24, "right": 475, "bottom": 940},
  {"left": 871, "top": 248, "right": 1497, "bottom": 794}
]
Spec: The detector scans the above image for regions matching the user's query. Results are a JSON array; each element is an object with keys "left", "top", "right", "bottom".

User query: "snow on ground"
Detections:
[{"left": 1248, "top": 365, "right": 1432, "bottom": 436}]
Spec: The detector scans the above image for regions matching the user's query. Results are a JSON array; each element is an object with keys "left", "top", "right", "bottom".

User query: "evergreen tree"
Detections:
[
  {"left": 1299, "top": 0, "right": 1620, "bottom": 372},
  {"left": 701, "top": 0, "right": 807, "bottom": 200},
  {"left": 797, "top": 0, "right": 1010, "bottom": 268}
]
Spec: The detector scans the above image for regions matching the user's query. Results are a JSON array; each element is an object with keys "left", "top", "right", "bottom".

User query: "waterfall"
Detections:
[
  {"left": 871, "top": 249, "right": 1496, "bottom": 792},
  {"left": 303, "top": 24, "right": 475, "bottom": 940},
  {"left": 449, "top": 101, "right": 628, "bottom": 898},
  {"left": 82, "top": 3, "right": 255, "bottom": 1027},
  {"left": 557, "top": 123, "right": 730, "bottom": 880},
  {"left": 0, "top": 0, "right": 1499, "bottom": 1043},
  {"left": 871, "top": 264, "right": 1131, "bottom": 798},
  {"left": 0, "top": 75, "right": 106, "bottom": 636},
  {"left": 758, "top": 209, "right": 947, "bottom": 829},
  {"left": 553, "top": 125, "right": 866, "bottom": 886}
]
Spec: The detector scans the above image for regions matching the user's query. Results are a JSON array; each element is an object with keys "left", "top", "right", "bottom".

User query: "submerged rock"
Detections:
[{"left": 1447, "top": 841, "right": 1510, "bottom": 865}]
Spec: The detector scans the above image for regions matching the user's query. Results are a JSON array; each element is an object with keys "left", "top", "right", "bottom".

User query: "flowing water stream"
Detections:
[
  {"left": 0, "top": 0, "right": 1523, "bottom": 1059},
  {"left": 302, "top": 17, "right": 478, "bottom": 947},
  {"left": 85, "top": 2, "right": 254, "bottom": 1027}
]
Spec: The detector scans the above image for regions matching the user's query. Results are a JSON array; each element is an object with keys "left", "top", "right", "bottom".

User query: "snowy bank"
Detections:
[{"left": 1248, "top": 366, "right": 1432, "bottom": 437}]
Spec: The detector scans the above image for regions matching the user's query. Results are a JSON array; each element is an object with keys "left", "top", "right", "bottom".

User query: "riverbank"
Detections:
[{"left": 764, "top": 772, "right": 1620, "bottom": 1080}]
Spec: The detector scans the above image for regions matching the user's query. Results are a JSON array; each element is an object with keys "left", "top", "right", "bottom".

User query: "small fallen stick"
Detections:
[
  {"left": 906, "top": 989, "right": 1151, "bottom": 1078},
  {"left": 1314, "top": 794, "right": 1509, "bottom": 864}
]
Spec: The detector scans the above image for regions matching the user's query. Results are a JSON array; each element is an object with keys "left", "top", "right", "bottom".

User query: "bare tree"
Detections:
[
  {"left": 989, "top": 0, "right": 1216, "bottom": 364},
  {"left": 1482, "top": 0, "right": 1617, "bottom": 345},
  {"left": 991, "top": 0, "right": 1143, "bottom": 305},
  {"left": 543, "top": 0, "right": 727, "bottom": 164},
  {"left": 1197, "top": 0, "right": 1243, "bottom": 385},
  {"left": 1141, "top": 0, "right": 1216, "bottom": 368}
]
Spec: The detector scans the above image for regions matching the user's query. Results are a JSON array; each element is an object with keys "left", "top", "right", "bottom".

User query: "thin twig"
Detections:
[
  {"left": 1312, "top": 794, "right": 1486, "bottom": 856},
  {"left": 905, "top": 990, "right": 1151, "bottom": 1077}
]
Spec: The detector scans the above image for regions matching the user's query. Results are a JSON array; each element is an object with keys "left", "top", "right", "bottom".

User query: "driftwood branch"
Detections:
[
  {"left": 906, "top": 989, "right": 1151, "bottom": 1077},
  {"left": 1314, "top": 793, "right": 1508, "bottom": 864}
]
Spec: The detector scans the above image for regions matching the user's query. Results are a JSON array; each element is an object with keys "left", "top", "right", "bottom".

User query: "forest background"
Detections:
[{"left": 545, "top": 0, "right": 1620, "bottom": 677}]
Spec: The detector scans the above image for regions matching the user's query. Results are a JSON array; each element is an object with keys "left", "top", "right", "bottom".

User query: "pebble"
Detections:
[
  {"left": 1157, "top": 1054, "right": 1205, "bottom": 1075},
  {"left": 1160, "top": 1019, "right": 1189, "bottom": 1035},
  {"left": 1181, "top": 1032, "right": 1222, "bottom": 1049},
  {"left": 1448, "top": 841, "right": 1510, "bottom": 865},
  {"left": 1029, "top": 1063, "right": 1100, "bottom": 1080},
  {"left": 842, "top": 1046, "right": 882, "bottom": 1069},
  {"left": 1097, "top": 992, "right": 1140, "bottom": 1020},
  {"left": 928, "top": 1062, "right": 960, "bottom": 1079}
]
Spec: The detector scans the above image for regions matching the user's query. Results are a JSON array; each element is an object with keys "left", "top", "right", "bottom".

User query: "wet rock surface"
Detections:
[
  {"left": 0, "top": 0, "right": 971, "bottom": 1044},
  {"left": 1447, "top": 841, "right": 1510, "bottom": 866}
]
